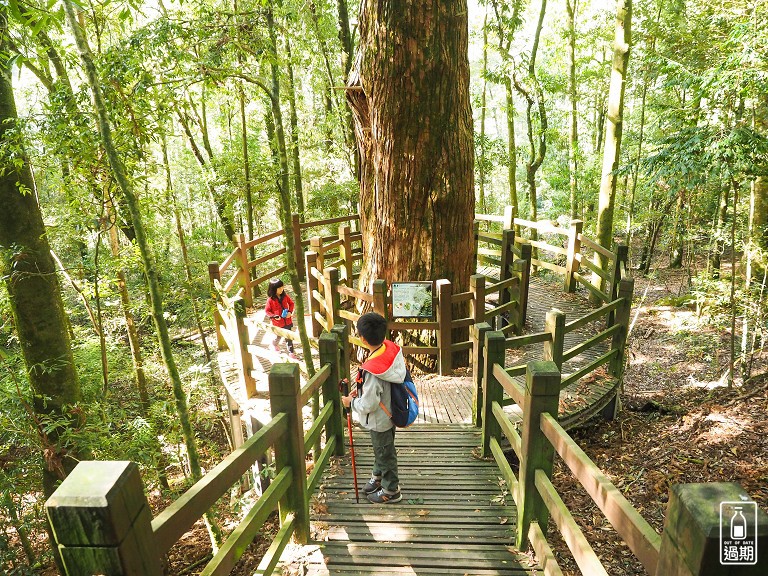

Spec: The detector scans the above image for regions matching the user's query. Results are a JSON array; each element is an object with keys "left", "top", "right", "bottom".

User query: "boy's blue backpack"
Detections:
[{"left": 386, "top": 369, "right": 419, "bottom": 428}]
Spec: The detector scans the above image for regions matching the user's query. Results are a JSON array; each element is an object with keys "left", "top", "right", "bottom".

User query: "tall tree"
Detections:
[
  {"left": 593, "top": 0, "right": 631, "bottom": 298},
  {"left": 514, "top": 0, "right": 547, "bottom": 241},
  {"left": 347, "top": 0, "right": 475, "bottom": 290},
  {"left": 566, "top": 0, "right": 579, "bottom": 219},
  {"left": 0, "top": 7, "right": 82, "bottom": 496},
  {"left": 62, "top": 1, "right": 206, "bottom": 484}
]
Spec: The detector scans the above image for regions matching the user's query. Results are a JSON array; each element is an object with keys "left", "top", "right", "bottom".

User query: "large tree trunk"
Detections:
[
  {"left": 593, "top": 0, "right": 631, "bottom": 302},
  {"left": 347, "top": 0, "right": 475, "bottom": 290},
  {"left": 0, "top": 9, "right": 81, "bottom": 495}
]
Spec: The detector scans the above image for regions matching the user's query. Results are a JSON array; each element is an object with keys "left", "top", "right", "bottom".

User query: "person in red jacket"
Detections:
[{"left": 265, "top": 278, "right": 297, "bottom": 358}]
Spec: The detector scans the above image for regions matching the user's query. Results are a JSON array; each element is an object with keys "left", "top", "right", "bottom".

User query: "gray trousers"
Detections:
[{"left": 370, "top": 427, "right": 399, "bottom": 492}]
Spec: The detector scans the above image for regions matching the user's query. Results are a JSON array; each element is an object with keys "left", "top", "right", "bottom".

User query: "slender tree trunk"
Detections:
[
  {"left": 177, "top": 108, "right": 236, "bottom": 242},
  {"left": 285, "top": 38, "right": 305, "bottom": 217},
  {"left": 728, "top": 180, "right": 739, "bottom": 388},
  {"left": 479, "top": 11, "right": 489, "bottom": 214},
  {"left": 0, "top": 9, "right": 81, "bottom": 497},
  {"left": 593, "top": 0, "right": 631, "bottom": 302},
  {"left": 347, "top": 0, "right": 475, "bottom": 292},
  {"left": 335, "top": 0, "right": 359, "bottom": 180},
  {"left": 710, "top": 183, "right": 731, "bottom": 278},
  {"left": 504, "top": 79, "right": 518, "bottom": 211},
  {"left": 266, "top": 6, "right": 315, "bottom": 378},
  {"left": 64, "top": 1, "right": 205, "bottom": 483},
  {"left": 239, "top": 86, "right": 254, "bottom": 242},
  {"left": 567, "top": 0, "right": 579, "bottom": 219},
  {"left": 669, "top": 191, "right": 685, "bottom": 268}
]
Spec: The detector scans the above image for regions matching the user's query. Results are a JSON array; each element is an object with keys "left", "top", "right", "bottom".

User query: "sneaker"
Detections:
[
  {"left": 270, "top": 343, "right": 280, "bottom": 352},
  {"left": 367, "top": 488, "right": 402, "bottom": 504},
  {"left": 287, "top": 352, "right": 298, "bottom": 360},
  {"left": 363, "top": 477, "right": 381, "bottom": 495}
]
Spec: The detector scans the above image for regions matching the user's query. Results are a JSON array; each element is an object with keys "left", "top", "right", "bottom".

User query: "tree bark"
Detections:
[
  {"left": 347, "top": 0, "right": 475, "bottom": 291},
  {"left": 567, "top": 0, "right": 579, "bottom": 219},
  {"left": 593, "top": 0, "right": 631, "bottom": 301},
  {"left": 285, "top": 37, "right": 305, "bottom": 217},
  {"left": 479, "top": 10, "right": 489, "bottom": 214},
  {"left": 0, "top": 8, "right": 81, "bottom": 494}
]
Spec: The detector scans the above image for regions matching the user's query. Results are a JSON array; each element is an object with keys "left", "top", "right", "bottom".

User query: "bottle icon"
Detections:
[{"left": 731, "top": 507, "right": 747, "bottom": 540}]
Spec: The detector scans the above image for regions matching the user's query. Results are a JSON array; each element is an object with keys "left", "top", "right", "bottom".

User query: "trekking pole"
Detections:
[{"left": 340, "top": 378, "right": 360, "bottom": 503}]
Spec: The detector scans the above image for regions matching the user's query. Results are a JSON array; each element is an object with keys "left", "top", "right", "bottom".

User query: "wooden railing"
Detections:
[
  {"left": 209, "top": 213, "right": 361, "bottom": 309},
  {"left": 45, "top": 330, "right": 347, "bottom": 576},
  {"left": 479, "top": 359, "right": 768, "bottom": 576}
]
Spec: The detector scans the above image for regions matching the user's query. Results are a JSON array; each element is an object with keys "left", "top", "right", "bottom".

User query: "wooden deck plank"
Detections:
[{"left": 278, "top": 425, "right": 539, "bottom": 575}]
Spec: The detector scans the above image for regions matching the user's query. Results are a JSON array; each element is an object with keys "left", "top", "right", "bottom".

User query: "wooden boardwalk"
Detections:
[
  {"left": 215, "top": 275, "right": 622, "bottom": 574},
  {"left": 279, "top": 425, "right": 540, "bottom": 576}
]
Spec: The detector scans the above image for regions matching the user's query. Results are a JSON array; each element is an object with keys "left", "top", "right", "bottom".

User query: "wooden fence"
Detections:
[
  {"left": 478, "top": 358, "right": 767, "bottom": 575},
  {"left": 45, "top": 331, "right": 347, "bottom": 576},
  {"left": 208, "top": 214, "right": 361, "bottom": 309}
]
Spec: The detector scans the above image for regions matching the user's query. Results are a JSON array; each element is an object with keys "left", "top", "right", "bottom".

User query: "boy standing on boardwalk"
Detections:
[{"left": 341, "top": 312, "right": 406, "bottom": 504}]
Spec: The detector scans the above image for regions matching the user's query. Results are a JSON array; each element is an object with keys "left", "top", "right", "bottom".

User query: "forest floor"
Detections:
[
  {"left": 547, "top": 266, "right": 768, "bottom": 575},
  {"left": 26, "top": 264, "right": 768, "bottom": 575}
]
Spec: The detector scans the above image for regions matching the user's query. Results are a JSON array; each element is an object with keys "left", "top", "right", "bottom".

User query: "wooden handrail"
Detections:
[
  {"left": 562, "top": 324, "right": 621, "bottom": 362},
  {"left": 298, "top": 214, "right": 360, "bottom": 230},
  {"left": 564, "top": 298, "right": 622, "bottom": 332},
  {"left": 244, "top": 229, "right": 284, "bottom": 250},
  {"left": 505, "top": 331, "right": 551, "bottom": 348},
  {"left": 219, "top": 249, "right": 239, "bottom": 275},
  {"left": 304, "top": 401, "right": 334, "bottom": 455},
  {"left": 336, "top": 284, "right": 373, "bottom": 302},
  {"left": 579, "top": 234, "right": 616, "bottom": 261},
  {"left": 492, "top": 362, "right": 525, "bottom": 405},
  {"left": 535, "top": 469, "right": 609, "bottom": 576},
  {"left": 200, "top": 468, "right": 292, "bottom": 576},
  {"left": 152, "top": 413, "right": 289, "bottom": 554},
  {"left": 560, "top": 349, "right": 618, "bottom": 389},
  {"left": 514, "top": 218, "right": 569, "bottom": 236},
  {"left": 540, "top": 414, "right": 661, "bottom": 574},
  {"left": 299, "top": 363, "right": 331, "bottom": 407}
]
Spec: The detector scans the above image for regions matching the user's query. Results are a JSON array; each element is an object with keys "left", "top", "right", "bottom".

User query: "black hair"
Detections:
[
  {"left": 267, "top": 278, "right": 284, "bottom": 299},
  {"left": 357, "top": 312, "right": 388, "bottom": 346}
]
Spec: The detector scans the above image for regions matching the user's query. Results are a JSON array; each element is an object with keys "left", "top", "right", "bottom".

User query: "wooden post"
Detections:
[
  {"left": 503, "top": 204, "right": 515, "bottom": 230},
  {"left": 234, "top": 233, "right": 253, "bottom": 308},
  {"left": 226, "top": 389, "right": 244, "bottom": 450},
  {"left": 45, "top": 461, "right": 162, "bottom": 575},
  {"left": 305, "top": 251, "right": 322, "bottom": 338},
  {"left": 480, "top": 330, "right": 506, "bottom": 457},
  {"left": 564, "top": 219, "right": 583, "bottom": 293},
  {"left": 472, "top": 220, "right": 480, "bottom": 274},
  {"left": 332, "top": 323, "right": 351, "bottom": 385},
  {"left": 518, "top": 243, "right": 532, "bottom": 328},
  {"left": 609, "top": 277, "right": 635, "bottom": 378},
  {"left": 323, "top": 267, "right": 342, "bottom": 329},
  {"left": 234, "top": 297, "right": 257, "bottom": 398},
  {"left": 516, "top": 361, "right": 561, "bottom": 550},
  {"left": 436, "top": 279, "right": 453, "bottom": 376},
  {"left": 208, "top": 261, "right": 226, "bottom": 350},
  {"left": 372, "top": 279, "right": 388, "bottom": 321},
  {"left": 338, "top": 224, "right": 353, "bottom": 287},
  {"left": 657, "top": 482, "right": 768, "bottom": 576},
  {"left": 498, "top": 229, "right": 514, "bottom": 331},
  {"left": 472, "top": 322, "right": 492, "bottom": 428},
  {"left": 610, "top": 244, "right": 629, "bottom": 302},
  {"left": 470, "top": 273, "right": 486, "bottom": 326},
  {"left": 320, "top": 331, "right": 345, "bottom": 457},
  {"left": 310, "top": 235, "right": 324, "bottom": 283},
  {"left": 292, "top": 213, "right": 305, "bottom": 278},
  {"left": 268, "top": 363, "right": 309, "bottom": 543},
  {"left": 543, "top": 309, "right": 566, "bottom": 372}
]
